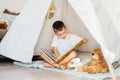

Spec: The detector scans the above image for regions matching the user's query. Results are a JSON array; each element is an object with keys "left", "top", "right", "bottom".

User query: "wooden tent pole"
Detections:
[{"left": 106, "top": 58, "right": 116, "bottom": 80}]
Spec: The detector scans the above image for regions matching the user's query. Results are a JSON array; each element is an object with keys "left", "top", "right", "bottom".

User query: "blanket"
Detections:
[{"left": 14, "top": 60, "right": 120, "bottom": 80}]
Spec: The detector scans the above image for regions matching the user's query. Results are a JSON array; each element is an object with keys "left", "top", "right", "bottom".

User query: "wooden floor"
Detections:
[
  {"left": 0, "top": 61, "right": 120, "bottom": 80},
  {"left": 0, "top": 53, "right": 120, "bottom": 80},
  {"left": 0, "top": 62, "right": 89, "bottom": 80}
]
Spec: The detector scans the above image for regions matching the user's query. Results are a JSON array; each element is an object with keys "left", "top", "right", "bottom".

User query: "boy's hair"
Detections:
[{"left": 52, "top": 21, "right": 66, "bottom": 33}]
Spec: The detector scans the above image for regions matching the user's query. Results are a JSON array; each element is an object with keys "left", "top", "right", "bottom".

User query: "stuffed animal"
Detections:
[
  {"left": 77, "top": 48, "right": 108, "bottom": 74},
  {"left": 0, "top": 20, "right": 7, "bottom": 29},
  {"left": 67, "top": 58, "right": 83, "bottom": 71}
]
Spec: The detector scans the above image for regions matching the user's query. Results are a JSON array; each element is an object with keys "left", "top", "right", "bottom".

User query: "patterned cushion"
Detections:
[{"left": 0, "top": 12, "right": 17, "bottom": 29}]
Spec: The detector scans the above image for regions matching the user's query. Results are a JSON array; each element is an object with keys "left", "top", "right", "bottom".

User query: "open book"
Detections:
[
  {"left": 39, "top": 40, "right": 86, "bottom": 63},
  {"left": 39, "top": 48, "right": 56, "bottom": 61},
  {"left": 56, "top": 40, "right": 86, "bottom": 62}
]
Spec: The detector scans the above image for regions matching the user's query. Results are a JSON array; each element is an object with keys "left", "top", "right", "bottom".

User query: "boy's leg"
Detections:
[
  {"left": 40, "top": 53, "right": 60, "bottom": 68},
  {"left": 58, "top": 51, "right": 77, "bottom": 65}
]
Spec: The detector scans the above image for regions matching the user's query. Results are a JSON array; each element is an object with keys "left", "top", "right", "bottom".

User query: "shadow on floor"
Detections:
[{"left": 0, "top": 55, "right": 43, "bottom": 63}]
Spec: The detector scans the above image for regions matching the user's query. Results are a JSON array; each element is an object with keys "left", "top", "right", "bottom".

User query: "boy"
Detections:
[{"left": 40, "top": 21, "right": 88, "bottom": 70}]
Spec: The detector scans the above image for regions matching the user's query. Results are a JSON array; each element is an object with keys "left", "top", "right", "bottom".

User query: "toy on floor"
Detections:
[
  {"left": 77, "top": 48, "right": 108, "bottom": 74},
  {"left": 0, "top": 20, "right": 7, "bottom": 29},
  {"left": 67, "top": 58, "right": 83, "bottom": 71}
]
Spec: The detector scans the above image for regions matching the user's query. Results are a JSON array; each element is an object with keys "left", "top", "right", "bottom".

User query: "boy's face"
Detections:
[{"left": 55, "top": 27, "right": 67, "bottom": 39}]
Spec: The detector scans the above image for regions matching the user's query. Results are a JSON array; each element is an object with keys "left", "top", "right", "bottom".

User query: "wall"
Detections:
[{"left": 0, "top": 0, "right": 28, "bottom": 12}]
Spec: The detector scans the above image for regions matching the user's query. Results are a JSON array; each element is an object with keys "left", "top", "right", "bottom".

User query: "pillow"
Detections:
[{"left": 3, "top": 9, "right": 20, "bottom": 15}]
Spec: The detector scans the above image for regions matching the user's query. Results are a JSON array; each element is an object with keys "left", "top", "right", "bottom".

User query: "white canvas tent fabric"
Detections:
[
  {"left": 67, "top": 0, "right": 117, "bottom": 63},
  {"left": 0, "top": 0, "right": 52, "bottom": 63},
  {"left": 0, "top": 0, "right": 120, "bottom": 63}
]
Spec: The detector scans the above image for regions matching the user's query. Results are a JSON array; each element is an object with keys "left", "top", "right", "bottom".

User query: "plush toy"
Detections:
[
  {"left": 67, "top": 58, "right": 83, "bottom": 71},
  {"left": 77, "top": 48, "right": 108, "bottom": 74},
  {"left": 0, "top": 20, "right": 7, "bottom": 29}
]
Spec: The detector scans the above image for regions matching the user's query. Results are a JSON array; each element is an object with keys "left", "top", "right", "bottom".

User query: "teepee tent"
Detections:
[{"left": 0, "top": 0, "right": 120, "bottom": 67}]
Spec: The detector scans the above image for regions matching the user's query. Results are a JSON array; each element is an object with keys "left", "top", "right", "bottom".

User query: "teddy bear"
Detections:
[
  {"left": 77, "top": 48, "right": 108, "bottom": 74},
  {"left": 0, "top": 20, "right": 7, "bottom": 29},
  {"left": 0, "top": 20, "right": 8, "bottom": 40}
]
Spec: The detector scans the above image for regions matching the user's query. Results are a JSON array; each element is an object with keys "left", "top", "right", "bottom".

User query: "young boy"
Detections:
[{"left": 40, "top": 21, "right": 88, "bottom": 70}]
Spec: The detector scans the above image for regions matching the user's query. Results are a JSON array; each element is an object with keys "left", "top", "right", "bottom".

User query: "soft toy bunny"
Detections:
[{"left": 67, "top": 58, "right": 82, "bottom": 71}]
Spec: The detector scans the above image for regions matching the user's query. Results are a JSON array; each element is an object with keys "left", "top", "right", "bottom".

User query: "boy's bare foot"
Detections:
[
  {"left": 43, "top": 63, "right": 66, "bottom": 70},
  {"left": 43, "top": 63, "right": 54, "bottom": 68},
  {"left": 60, "top": 65, "right": 66, "bottom": 70},
  {"left": 54, "top": 63, "right": 60, "bottom": 68},
  {"left": 43, "top": 62, "right": 61, "bottom": 69}
]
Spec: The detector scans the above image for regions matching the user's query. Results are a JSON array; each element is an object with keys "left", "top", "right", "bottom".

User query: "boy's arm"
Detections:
[
  {"left": 52, "top": 47, "right": 60, "bottom": 58},
  {"left": 82, "top": 38, "right": 88, "bottom": 43}
]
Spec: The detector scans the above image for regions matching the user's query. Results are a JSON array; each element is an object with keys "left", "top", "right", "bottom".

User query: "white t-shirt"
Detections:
[{"left": 51, "top": 34, "right": 83, "bottom": 55}]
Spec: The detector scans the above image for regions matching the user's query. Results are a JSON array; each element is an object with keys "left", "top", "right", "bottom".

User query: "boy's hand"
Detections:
[{"left": 82, "top": 38, "right": 88, "bottom": 43}]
